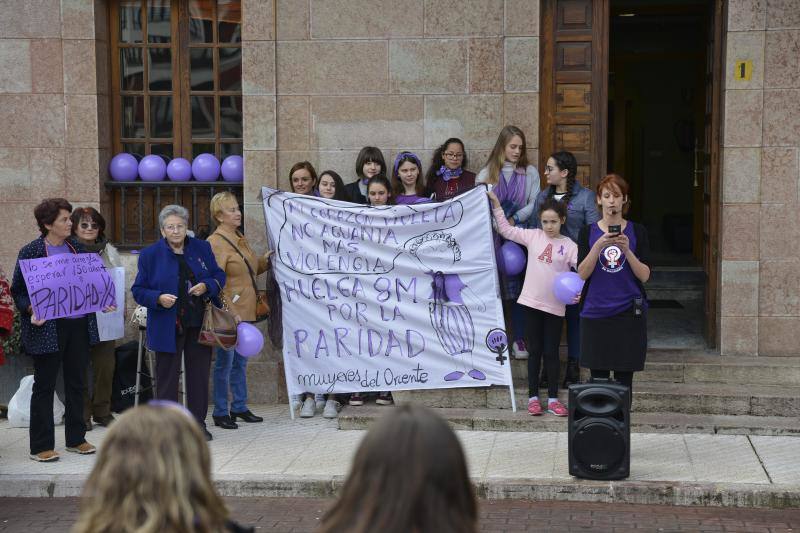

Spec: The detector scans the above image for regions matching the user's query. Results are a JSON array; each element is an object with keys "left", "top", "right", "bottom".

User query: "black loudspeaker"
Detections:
[{"left": 568, "top": 379, "right": 630, "bottom": 480}]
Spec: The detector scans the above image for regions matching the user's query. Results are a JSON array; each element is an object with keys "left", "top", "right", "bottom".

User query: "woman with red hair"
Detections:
[{"left": 576, "top": 174, "right": 650, "bottom": 401}]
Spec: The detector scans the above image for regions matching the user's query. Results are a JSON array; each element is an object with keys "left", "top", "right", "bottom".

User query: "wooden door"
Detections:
[
  {"left": 539, "top": 0, "right": 609, "bottom": 188},
  {"left": 701, "top": 0, "right": 724, "bottom": 347}
]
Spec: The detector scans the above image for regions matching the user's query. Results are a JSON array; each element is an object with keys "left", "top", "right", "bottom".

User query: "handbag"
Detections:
[
  {"left": 216, "top": 233, "right": 270, "bottom": 322},
  {"left": 198, "top": 281, "right": 238, "bottom": 350}
]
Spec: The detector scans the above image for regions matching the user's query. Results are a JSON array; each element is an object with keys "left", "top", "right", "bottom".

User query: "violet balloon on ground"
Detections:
[
  {"left": 221, "top": 155, "right": 244, "bottom": 182},
  {"left": 236, "top": 322, "right": 264, "bottom": 357},
  {"left": 167, "top": 157, "right": 192, "bottom": 181},
  {"left": 138, "top": 154, "right": 167, "bottom": 181},
  {"left": 553, "top": 271, "right": 585, "bottom": 305},
  {"left": 192, "top": 153, "right": 221, "bottom": 182},
  {"left": 499, "top": 241, "right": 526, "bottom": 276},
  {"left": 109, "top": 153, "right": 139, "bottom": 181}
]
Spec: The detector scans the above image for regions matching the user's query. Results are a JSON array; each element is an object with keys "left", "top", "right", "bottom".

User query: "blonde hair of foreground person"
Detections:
[
  {"left": 72, "top": 404, "right": 229, "bottom": 533},
  {"left": 319, "top": 404, "right": 478, "bottom": 533}
]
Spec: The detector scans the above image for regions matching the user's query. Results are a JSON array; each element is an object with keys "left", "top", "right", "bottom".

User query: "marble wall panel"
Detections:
[
  {"left": 310, "top": 96, "right": 424, "bottom": 149},
  {"left": 0, "top": 40, "right": 32, "bottom": 93},
  {"left": 389, "top": 39, "right": 468, "bottom": 94},
  {"left": 424, "top": 95, "right": 503, "bottom": 149},
  {"left": 311, "top": 0, "right": 423, "bottom": 38},
  {"left": 722, "top": 147, "right": 761, "bottom": 203},
  {"left": 276, "top": 40, "right": 389, "bottom": 95}
]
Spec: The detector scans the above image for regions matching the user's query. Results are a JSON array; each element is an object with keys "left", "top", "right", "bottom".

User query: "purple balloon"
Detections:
[
  {"left": 236, "top": 322, "right": 264, "bottom": 358},
  {"left": 192, "top": 153, "right": 220, "bottom": 182},
  {"left": 167, "top": 157, "right": 192, "bottom": 181},
  {"left": 138, "top": 154, "right": 167, "bottom": 182},
  {"left": 499, "top": 241, "right": 526, "bottom": 276},
  {"left": 221, "top": 155, "right": 244, "bottom": 182},
  {"left": 553, "top": 272, "right": 585, "bottom": 305},
  {"left": 109, "top": 153, "right": 138, "bottom": 181}
]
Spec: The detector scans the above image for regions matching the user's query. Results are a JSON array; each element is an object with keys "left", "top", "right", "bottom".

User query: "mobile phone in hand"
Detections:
[{"left": 608, "top": 224, "right": 621, "bottom": 235}]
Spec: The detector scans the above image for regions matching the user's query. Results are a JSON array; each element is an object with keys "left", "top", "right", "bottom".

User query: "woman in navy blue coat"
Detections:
[
  {"left": 132, "top": 205, "right": 225, "bottom": 440},
  {"left": 11, "top": 198, "right": 104, "bottom": 462}
]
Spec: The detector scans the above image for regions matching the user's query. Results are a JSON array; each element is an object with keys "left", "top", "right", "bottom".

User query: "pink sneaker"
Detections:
[
  {"left": 527, "top": 398, "right": 542, "bottom": 416},
  {"left": 547, "top": 400, "right": 568, "bottom": 417}
]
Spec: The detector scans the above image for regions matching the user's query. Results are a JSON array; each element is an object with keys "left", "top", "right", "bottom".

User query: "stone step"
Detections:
[
  {"left": 509, "top": 351, "right": 800, "bottom": 386},
  {"left": 338, "top": 405, "right": 800, "bottom": 437},
  {"left": 391, "top": 382, "right": 800, "bottom": 417},
  {"left": 648, "top": 266, "right": 705, "bottom": 286}
]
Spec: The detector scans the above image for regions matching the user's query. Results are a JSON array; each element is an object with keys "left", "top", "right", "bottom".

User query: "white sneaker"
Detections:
[
  {"left": 314, "top": 394, "right": 326, "bottom": 412},
  {"left": 300, "top": 396, "right": 316, "bottom": 418},
  {"left": 323, "top": 399, "right": 341, "bottom": 418},
  {"left": 511, "top": 339, "right": 529, "bottom": 359},
  {"left": 290, "top": 394, "right": 302, "bottom": 411}
]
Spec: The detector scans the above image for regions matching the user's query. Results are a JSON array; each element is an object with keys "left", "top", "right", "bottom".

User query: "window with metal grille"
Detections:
[{"left": 107, "top": 0, "right": 243, "bottom": 248}]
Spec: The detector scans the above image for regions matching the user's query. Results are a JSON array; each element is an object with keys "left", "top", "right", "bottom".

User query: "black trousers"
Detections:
[
  {"left": 30, "top": 318, "right": 89, "bottom": 454},
  {"left": 523, "top": 307, "right": 563, "bottom": 399},
  {"left": 155, "top": 327, "right": 212, "bottom": 428}
]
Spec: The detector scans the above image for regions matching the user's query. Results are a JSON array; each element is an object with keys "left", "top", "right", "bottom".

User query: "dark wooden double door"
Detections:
[{"left": 538, "top": 0, "right": 723, "bottom": 347}]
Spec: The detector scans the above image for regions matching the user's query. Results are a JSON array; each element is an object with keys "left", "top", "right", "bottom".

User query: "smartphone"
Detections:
[{"left": 608, "top": 224, "right": 621, "bottom": 236}]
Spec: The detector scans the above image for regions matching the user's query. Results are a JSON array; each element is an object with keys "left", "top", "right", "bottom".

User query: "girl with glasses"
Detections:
[{"left": 425, "top": 138, "right": 476, "bottom": 202}]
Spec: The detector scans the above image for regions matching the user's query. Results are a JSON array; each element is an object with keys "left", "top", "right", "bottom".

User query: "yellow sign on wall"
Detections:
[{"left": 734, "top": 60, "right": 753, "bottom": 81}]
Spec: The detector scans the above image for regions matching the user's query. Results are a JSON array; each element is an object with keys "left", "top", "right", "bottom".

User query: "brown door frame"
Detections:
[{"left": 538, "top": 0, "right": 724, "bottom": 349}]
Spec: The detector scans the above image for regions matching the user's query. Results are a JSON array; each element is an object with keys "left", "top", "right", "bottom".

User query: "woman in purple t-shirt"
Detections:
[{"left": 577, "top": 174, "right": 650, "bottom": 401}]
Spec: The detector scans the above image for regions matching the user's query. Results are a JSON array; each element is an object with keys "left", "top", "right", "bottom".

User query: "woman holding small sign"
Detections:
[
  {"left": 132, "top": 205, "right": 226, "bottom": 441},
  {"left": 70, "top": 207, "right": 122, "bottom": 431},
  {"left": 11, "top": 198, "right": 114, "bottom": 462}
]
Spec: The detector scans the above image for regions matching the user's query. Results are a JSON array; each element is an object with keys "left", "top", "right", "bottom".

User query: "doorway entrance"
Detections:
[
  {"left": 607, "top": 0, "right": 709, "bottom": 349},
  {"left": 539, "top": 0, "right": 723, "bottom": 349}
]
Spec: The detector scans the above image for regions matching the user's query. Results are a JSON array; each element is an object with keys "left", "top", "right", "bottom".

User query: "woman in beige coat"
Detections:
[{"left": 207, "top": 192, "right": 270, "bottom": 429}]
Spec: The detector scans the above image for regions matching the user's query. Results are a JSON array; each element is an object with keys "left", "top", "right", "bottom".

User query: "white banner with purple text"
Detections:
[{"left": 262, "top": 186, "right": 513, "bottom": 397}]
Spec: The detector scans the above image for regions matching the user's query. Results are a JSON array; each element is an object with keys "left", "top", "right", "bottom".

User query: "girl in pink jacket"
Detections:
[{"left": 488, "top": 191, "right": 579, "bottom": 416}]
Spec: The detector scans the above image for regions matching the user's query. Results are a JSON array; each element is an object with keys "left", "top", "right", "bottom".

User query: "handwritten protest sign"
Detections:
[
  {"left": 262, "top": 186, "right": 513, "bottom": 397},
  {"left": 19, "top": 253, "right": 116, "bottom": 321},
  {"left": 97, "top": 267, "right": 125, "bottom": 341}
]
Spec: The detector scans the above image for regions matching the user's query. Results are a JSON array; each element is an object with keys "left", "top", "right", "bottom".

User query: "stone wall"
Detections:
[
  {"left": 239, "top": 0, "right": 542, "bottom": 399},
  {"left": 719, "top": 0, "right": 800, "bottom": 356},
  {"left": 0, "top": 0, "right": 111, "bottom": 276}
]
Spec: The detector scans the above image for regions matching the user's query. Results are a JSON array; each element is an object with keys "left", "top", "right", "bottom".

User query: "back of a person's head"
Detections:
[
  {"left": 73, "top": 403, "right": 228, "bottom": 533},
  {"left": 319, "top": 404, "right": 477, "bottom": 533}
]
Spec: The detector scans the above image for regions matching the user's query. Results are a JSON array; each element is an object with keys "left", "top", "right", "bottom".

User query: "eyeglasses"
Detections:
[
  {"left": 163, "top": 224, "right": 187, "bottom": 233},
  {"left": 443, "top": 152, "right": 464, "bottom": 159},
  {"left": 79, "top": 222, "right": 99, "bottom": 230}
]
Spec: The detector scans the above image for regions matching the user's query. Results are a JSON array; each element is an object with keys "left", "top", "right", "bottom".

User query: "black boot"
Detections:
[{"left": 563, "top": 360, "right": 580, "bottom": 388}]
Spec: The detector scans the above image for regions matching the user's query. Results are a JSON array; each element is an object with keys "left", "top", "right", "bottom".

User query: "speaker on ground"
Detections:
[{"left": 568, "top": 379, "right": 630, "bottom": 480}]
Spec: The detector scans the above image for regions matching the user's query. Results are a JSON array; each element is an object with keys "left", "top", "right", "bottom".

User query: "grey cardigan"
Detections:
[
  {"left": 476, "top": 164, "right": 541, "bottom": 224},
  {"left": 528, "top": 181, "right": 600, "bottom": 241}
]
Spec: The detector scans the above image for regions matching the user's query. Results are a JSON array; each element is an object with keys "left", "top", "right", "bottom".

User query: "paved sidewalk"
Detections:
[
  {"left": 2, "top": 497, "right": 800, "bottom": 532},
  {"left": 1, "top": 405, "right": 799, "bottom": 508}
]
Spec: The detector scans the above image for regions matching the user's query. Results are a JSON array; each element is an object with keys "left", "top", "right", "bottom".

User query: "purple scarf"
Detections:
[
  {"left": 493, "top": 168, "right": 526, "bottom": 216},
  {"left": 437, "top": 165, "right": 463, "bottom": 182}
]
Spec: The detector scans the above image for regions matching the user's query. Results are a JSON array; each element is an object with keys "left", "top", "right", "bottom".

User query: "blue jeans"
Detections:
[
  {"left": 213, "top": 347, "right": 248, "bottom": 417},
  {"left": 565, "top": 303, "right": 581, "bottom": 361}
]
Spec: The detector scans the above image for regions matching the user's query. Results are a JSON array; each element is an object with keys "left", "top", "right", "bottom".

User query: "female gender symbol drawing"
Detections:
[{"left": 407, "top": 231, "right": 486, "bottom": 382}]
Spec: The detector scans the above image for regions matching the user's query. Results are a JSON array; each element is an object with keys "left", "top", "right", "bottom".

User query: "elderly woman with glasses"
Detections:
[
  {"left": 132, "top": 205, "right": 225, "bottom": 441},
  {"left": 70, "top": 207, "right": 122, "bottom": 431}
]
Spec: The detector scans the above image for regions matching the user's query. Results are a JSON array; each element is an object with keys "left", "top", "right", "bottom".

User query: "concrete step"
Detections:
[
  {"left": 509, "top": 351, "right": 800, "bottom": 386},
  {"left": 391, "top": 382, "right": 800, "bottom": 417},
  {"left": 649, "top": 266, "right": 705, "bottom": 286},
  {"left": 338, "top": 405, "right": 800, "bottom": 437}
]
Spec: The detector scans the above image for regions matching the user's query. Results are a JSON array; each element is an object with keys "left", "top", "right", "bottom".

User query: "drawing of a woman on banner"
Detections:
[{"left": 408, "top": 232, "right": 486, "bottom": 382}]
